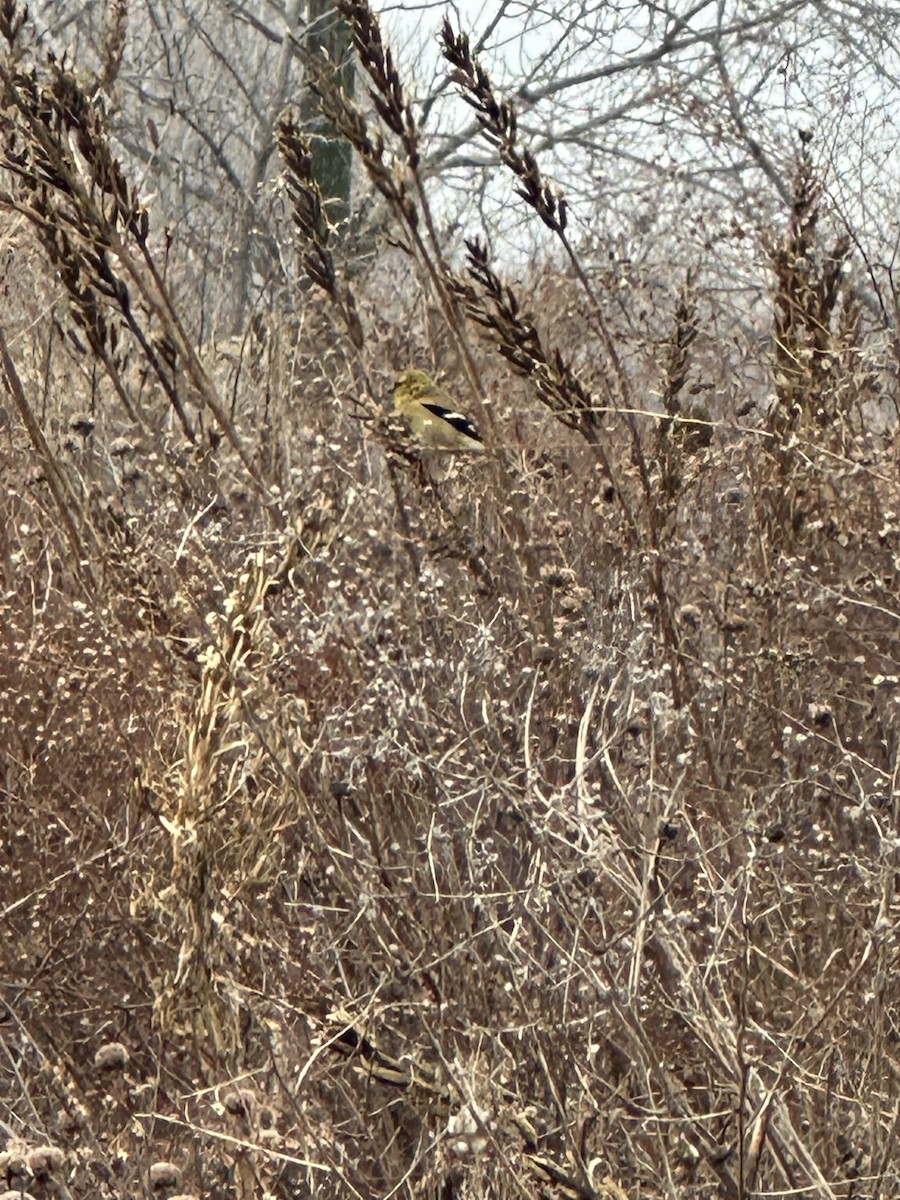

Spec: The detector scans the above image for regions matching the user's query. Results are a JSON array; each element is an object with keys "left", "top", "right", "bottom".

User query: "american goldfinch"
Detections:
[{"left": 393, "top": 368, "right": 487, "bottom": 453}]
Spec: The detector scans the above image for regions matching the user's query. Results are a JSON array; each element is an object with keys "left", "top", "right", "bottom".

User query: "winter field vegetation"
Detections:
[{"left": 3, "top": 1, "right": 900, "bottom": 1197}]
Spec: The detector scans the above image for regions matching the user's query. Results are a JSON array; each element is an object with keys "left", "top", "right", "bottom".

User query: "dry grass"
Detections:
[{"left": 2, "top": 4, "right": 900, "bottom": 1200}]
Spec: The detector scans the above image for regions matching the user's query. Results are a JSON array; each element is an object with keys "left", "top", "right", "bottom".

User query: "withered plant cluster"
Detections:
[{"left": 2, "top": 3, "right": 900, "bottom": 1200}]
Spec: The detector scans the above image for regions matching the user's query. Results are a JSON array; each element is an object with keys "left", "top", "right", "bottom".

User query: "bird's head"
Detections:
[{"left": 393, "top": 368, "right": 432, "bottom": 397}]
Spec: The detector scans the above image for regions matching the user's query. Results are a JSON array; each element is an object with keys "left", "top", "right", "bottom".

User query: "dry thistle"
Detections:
[
  {"left": 0, "top": 1143, "right": 28, "bottom": 1186},
  {"left": 224, "top": 1088, "right": 256, "bottom": 1121},
  {"left": 656, "top": 280, "right": 711, "bottom": 499},
  {"left": 0, "top": 40, "right": 258, "bottom": 476},
  {"left": 149, "top": 1161, "right": 182, "bottom": 1192},
  {"left": 109, "top": 435, "right": 136, "bottom": 457},
  {"left": 660, "top": 283, "right": 699, "bottom": 421},
  {"left": 93, "top": 1041, "right": 129, "bottom": 1070},
  {"left": 441, "top": 21, "right": 566, "bottom": 235},
  {"left": 25, "top": 1147, "right": 65, "bottom": 1179},
  {"left": 441, "top": 17, "right": 652, "bottom": 500},
  {"left": 337, "top": 0, "right": 415, "bottom": 155},
  {"left": 276, "top": 112, "right": 364, "bottom": 349},
  {"left": 448, "top": 239, "right": 601, "bottom": 440},
  {"left": 0, "top": 53, "right": 180, "bottom": 435},
  {"left": 768, "top": 136, "right": 850, "bottom": 433}
]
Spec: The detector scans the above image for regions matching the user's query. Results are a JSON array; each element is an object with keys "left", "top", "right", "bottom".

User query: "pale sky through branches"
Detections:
[{"left": 374, "top": 0, "right": 900, "bottom": 269}]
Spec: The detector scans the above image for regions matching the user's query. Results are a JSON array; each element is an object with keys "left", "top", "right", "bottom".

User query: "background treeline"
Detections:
[{"left": 2, "top": 1, "right": 900, "bottom": 1199}]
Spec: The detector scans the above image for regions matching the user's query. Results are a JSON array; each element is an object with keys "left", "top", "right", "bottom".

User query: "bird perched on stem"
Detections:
[{"left": 393, "top": 368, "right": 487, "bottom": 453}]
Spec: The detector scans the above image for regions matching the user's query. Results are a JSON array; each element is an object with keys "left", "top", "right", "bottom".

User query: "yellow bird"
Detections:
[{"left": 392, "top": 368, "right": 487, "bottom": 453}]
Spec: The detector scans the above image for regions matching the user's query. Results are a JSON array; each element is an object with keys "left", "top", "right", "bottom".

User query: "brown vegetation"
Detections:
[{"left": 2, "top": 3, "right": 899, "bottom": 1199}]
